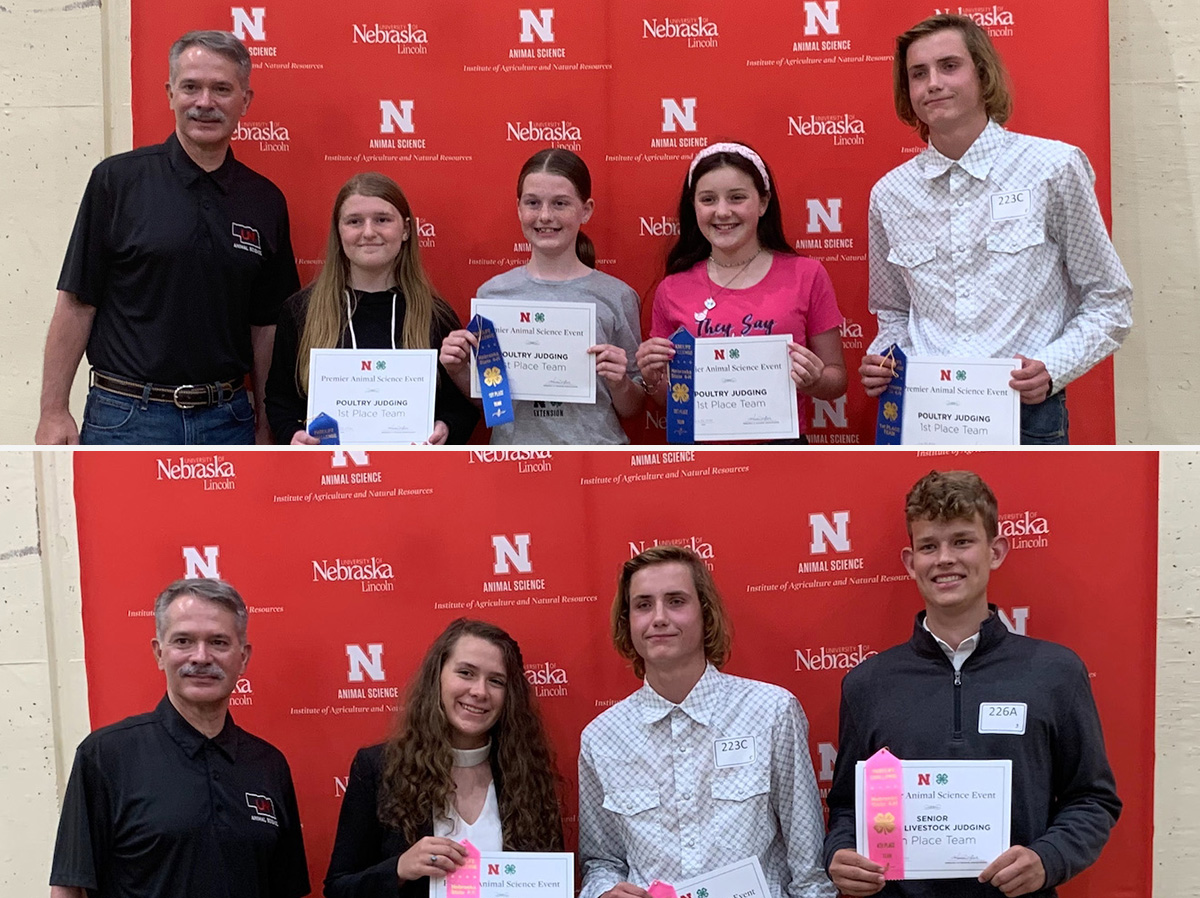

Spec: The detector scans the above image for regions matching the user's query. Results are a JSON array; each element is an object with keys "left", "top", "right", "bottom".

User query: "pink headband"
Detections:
[{"left": 686, "top": 143, "right": 771, "bottom": 191}]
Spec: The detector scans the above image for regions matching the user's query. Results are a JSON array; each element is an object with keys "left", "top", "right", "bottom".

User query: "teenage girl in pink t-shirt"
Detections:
[{"left": 635, "top": 142, "right": 847, "bottom": 441}]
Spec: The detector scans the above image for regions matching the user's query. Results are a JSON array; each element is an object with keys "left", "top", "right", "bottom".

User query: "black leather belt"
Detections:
[{"left": 90, "top": 369, "right": 244, "bottom": 409}]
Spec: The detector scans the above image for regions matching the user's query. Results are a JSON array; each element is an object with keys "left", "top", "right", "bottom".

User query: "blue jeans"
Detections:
[
  {"left": 80, "top": 386, "right": 256, "bottom": 445},
  {"left": 1020, "top": 390, "right": 1069, "bottom": 445}
]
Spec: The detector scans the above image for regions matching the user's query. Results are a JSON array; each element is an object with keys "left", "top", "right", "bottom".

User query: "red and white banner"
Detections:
[
  {"left": 75, "top": 450, "right": 1155, "bottom": 897},
  {"left": 130, "top": 1, "right": 1119, "bottom": 443}
]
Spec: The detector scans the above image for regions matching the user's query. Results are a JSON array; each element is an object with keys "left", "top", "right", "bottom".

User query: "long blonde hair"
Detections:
[{"left": 296, "top": 172, "right": 448, "bottom": 392}]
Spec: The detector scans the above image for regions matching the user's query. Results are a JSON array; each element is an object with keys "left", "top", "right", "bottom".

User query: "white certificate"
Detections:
[
  {"left": 901, "top": 357, "right": 1020, "bottom": 445},
  {"left": 469, "top": 298, "right": 596, "bottom": 403},
  {"left": 855, "top": 758, "right": 1012, "bottom": 879},
  {"left": 692, "top": 334, "right": 798, "bottom": 442},
  {"left": 429, "top": 852, "right": 574, "bottom": 898},
  {"left": 306, "top": 348, "right": 437, "bottom": 444},
  {"left": 675, "top": 856, "right": 771, "bottom": 898}
]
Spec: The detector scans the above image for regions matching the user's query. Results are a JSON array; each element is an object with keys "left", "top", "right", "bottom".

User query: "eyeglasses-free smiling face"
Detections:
[
  {"left": 439, "top": 634, "right": 508, "bottom": 748},
  {"left": 901, "top": 515, "right": 1009, "bottom": 618},
  {"left": 166, "top": 46, "right": 252, "bottom": 152},
  {"left": 338, "top": 194, "right": 409, "bottom": 278},
  {"left": 518, "top": 172, "right": 594, "bottom": 257},
  {"left": 152, "top": 594, "right": 250, "bottom": 714},
  {"left": 693, "top": 165, "right": 768, "bottom": 262}
]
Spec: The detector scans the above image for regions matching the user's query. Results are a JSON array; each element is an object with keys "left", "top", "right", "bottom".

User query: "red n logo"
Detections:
[
  {"left": 520, "top": 312, "right": 531, "bottom": 322},
  {"left": 362, "top": 361, "right": 372, "bottom": 371},
  {"left": 918, "top": 773, "right": 931, "bottom": 785},
  {"left": 714, "top": 349, "right": 725, "bottom": 360},
  {"left": 939, "top": 370, "right": 951, "bottom": 381},
  {"left": 488, "top": 865, "right": 500, "bottom": 875}
]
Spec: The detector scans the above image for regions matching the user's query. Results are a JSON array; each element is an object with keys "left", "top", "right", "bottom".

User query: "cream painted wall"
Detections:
[
  {"left": 0, "top": 449, "right": 1194, "bottom": 895},
  {"left": 0, "top": 1, "right": 1195, "bottom": 443}
]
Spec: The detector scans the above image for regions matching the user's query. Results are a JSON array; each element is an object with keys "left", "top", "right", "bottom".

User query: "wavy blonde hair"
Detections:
[
  {"left": 377, "top": 619, "right": 564, "bottom": 851},
  {"left": 295, "top": 172, "right": 454, "bottom": 393}
]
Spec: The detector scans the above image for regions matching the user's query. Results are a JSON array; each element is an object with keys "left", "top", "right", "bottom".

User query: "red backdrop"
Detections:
[
  {"left": 75, "top": 449, "right": 1155, "bottom": 896},
  {"left": 130, "top": 0, "right": 1119, "bottom": 444}
]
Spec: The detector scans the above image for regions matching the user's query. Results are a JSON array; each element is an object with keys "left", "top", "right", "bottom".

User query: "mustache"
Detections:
[
  {"left": 179, "top": 662, "right": 227, "bottom": 679},
  {"left": 186, "top": 108, "right": 227, "bottom": 123}
]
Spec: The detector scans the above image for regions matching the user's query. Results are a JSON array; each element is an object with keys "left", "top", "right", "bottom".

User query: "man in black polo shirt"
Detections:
[
  {"left": 50, "top": 578, "right": 309, "bottom": 898},
  {"left": 35, "top": 30, "right": 299, "bottom": 444}
]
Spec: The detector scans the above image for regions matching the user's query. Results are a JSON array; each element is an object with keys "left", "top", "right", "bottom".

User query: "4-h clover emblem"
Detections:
[
  {"left": 697, "top": 889, "right": 709, "bottom": 898},
  {"left": 504, "top": 864, "right": 516, "bottom": 875},
  {"left": 872, "top": 812, "right": 896, "bottom": 834},
  {"left": 376, "top": 360, "right": 386, "bottom": 370},
  {"left": 936, "top": 773, "right": 949, "bottom": 785},
  {"left": 671, "top": 383, "right": 690, "bottom": 402},
  {"left": 955, "top": 369, "right": 966, "bottom": 381},
  {"left": 534, "top": 312, "right": 545, "bottom": 323},
  {"left": 483, "top": 366, "right": 503, "bottom": 387},
  {"left": 883, "top": 401, "right": 899, "bottom": 422},
  {"left": 729, "top": 348, "right": 741, "bottom": 359}
]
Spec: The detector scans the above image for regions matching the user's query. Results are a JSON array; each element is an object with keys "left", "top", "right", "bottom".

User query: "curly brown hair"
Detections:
[
  {"left": 610, "top": 545, "right": 732, "bottom": 678},
  {"left": 377, "top": 618, "right": 564, "bottom": 850},
  {"left": 905, "top": 470, "right": 999, "bottom": 542}
]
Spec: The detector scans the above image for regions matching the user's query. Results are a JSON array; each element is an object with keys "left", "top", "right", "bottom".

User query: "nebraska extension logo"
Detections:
[
  {"left": 997, "top": 511, "right": 1051, "bottom": 549},
  {"left": 641, "top": 15, "right": 719, "bottom": 48},
  {"left": 311, "top": 556, "right": 395, "bottom": 591},
  {"left": 156, "top": 455, "right": 236, "bottom": 491},
  {"left": 794, "top": 644, "right": 877, "bottom": 671},
  {"left": 787, "top": 113, "right": 865, "bottom": 146},
  {"left": 524, "top": 661, "right": 569, "bottom": 697},
  {"left": 352, "top": 22, "right": 429, "bottom": 53}
]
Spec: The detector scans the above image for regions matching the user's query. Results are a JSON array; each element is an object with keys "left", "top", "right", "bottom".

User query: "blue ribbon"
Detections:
[
  {"left": 666, "top": 326, "right": 696, "bottom": 444},
  {"left": 308, "top": 412, "right": 340, "bottom": 444},
  {"left": 467, "top": 314, "right": 515, "bottom": 427},
  {"left": 874, "top": 344, "right": 907, "bottom": 445}
]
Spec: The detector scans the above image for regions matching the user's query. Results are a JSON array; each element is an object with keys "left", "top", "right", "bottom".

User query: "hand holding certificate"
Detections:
[
  {"left": 469, "top": 298, "right": 597, "bottom": 403},
  {"left": 429, "top": 852, "right": 574, "bottom": 898},
  {"left": 667, "top": 331, "right": 799, "bottom": 442},
  {"left": 306, "top": 348, "right": 437, "bottom": 444},
  {"left": 855, "top": 751, "right": 1012, "bottom": 879},
  {"left": 874, "top": 346, "right": 1020, "bottom": 445}
]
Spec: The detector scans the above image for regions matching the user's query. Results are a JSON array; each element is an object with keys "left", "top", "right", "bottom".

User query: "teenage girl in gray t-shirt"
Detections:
[{"left": 440, "top": 149, "right": 643, "bottom": 445}]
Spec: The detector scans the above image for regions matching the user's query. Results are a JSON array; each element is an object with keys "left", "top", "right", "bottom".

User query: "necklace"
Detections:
[
  {"left": 452, "top": 740, "right": 491, "bottom": 768},
  {"left": 696, "top": 248, "right": 766, "bottom": 322}
]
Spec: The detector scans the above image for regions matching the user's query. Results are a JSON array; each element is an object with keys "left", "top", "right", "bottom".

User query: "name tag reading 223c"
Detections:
[
  {"left": 714, "top": 736, "right": 756, "bottom": 767},
  {"left": 990, "top": 189, "right": 1031, "bottom": 221}
]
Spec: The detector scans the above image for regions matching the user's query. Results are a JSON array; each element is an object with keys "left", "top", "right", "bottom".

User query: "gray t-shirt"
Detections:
[{"left": 477, "top": 266, "right": 641, "bottom": 445}]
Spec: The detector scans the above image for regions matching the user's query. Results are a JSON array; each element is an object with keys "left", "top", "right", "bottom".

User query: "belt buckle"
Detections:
[{"left": 173, "top": 384, "right": 205, "bottom": 409}]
